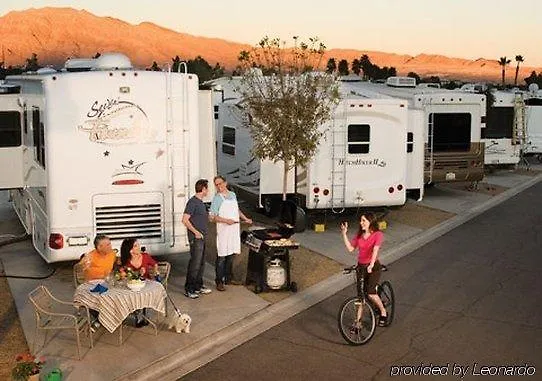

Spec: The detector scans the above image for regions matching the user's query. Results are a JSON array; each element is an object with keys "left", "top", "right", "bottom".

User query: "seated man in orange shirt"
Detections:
[
  {"left": 79, "top": 234, "right": 117, "bottom": 330},
  {"left": 81, "top": 234, "right": 117, "bottom": 281}
]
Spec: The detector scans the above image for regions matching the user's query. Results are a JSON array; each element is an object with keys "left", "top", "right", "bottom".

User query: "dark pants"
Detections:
[
  {"left": 185, "top": 238, "right": 206, "bottom": 293},
  {"left": 215, "top": 254, "right": 234, "bottom": 284},
  {"left": 356, "top": 261, "right": 382, "bottom": 295}
]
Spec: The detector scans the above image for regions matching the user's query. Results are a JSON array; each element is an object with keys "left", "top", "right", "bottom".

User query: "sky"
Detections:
[{"left": 2, "top": 0, "right": 542, "bottom": 66}]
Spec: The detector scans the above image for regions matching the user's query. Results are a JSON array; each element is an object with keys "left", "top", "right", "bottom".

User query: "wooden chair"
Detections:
[{"left": 28, "top": 285, "right": 93, "bottom": 360}]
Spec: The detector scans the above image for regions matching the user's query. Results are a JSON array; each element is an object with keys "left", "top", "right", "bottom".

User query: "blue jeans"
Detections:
[
  {"left": 185, "top": 238, "right": 206, "bottom": 293},
  {"left": 215, "top": 254, "right": 233, "bottom": 284}
]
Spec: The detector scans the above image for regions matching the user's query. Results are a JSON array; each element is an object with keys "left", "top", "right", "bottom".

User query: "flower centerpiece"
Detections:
[
  {"left": 114, "top": 266, "right": 142, "bottom": 282},
  {"left": 11, "top": 352, "right": 45, "bottom": 381}
]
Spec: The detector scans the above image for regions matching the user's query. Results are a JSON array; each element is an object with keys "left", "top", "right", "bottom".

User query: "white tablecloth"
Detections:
[{"left": 73, "top": 280, "right": 166, "bottom": 333}]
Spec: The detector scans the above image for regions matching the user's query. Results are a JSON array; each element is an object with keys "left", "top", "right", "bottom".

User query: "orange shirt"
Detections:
[{"left": 82, "top": 249, "right": 117, "bottom": 281}]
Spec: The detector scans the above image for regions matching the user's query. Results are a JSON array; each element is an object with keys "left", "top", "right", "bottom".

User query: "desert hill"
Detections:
[{"left": 0, "top": 7, "right": 540, "bottom": 83}]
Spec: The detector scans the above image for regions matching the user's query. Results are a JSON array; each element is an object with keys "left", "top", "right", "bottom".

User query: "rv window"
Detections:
[
  {"left": 525, "top": 98, "right": 542, "bottom": 106},
  {"left": 23, "top": 109, "right": 28, "bottom": 134},
  {"left": 222, "top": 126, "right": 235, "bottom": 156},
  {"left": 483, "top": 107, "right": 514, "bottom": 139},
  {"left": 347, "top": 124, "right": 370, "bottom": 154},
  {"left": 407, "top": 132, "right": 414, "bottom": 153},
  {"left": 32, "top": 108, "right": 46, "bottom": 167},
  {"left": 429, "top": 113, "right": 471, "bottom": 152},
  {"left": 0, "top": 111, "right": 22, "bottom": 147}
]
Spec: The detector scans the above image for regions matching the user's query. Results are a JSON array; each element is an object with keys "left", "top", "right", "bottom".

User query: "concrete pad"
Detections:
[{"left": 1, "top": 236, "right": 268, "bottom": 381}]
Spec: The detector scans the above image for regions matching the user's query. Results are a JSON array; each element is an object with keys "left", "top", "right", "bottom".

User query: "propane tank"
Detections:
[{"left": 266, "top": 258, "right": 286, "bottom": 289}]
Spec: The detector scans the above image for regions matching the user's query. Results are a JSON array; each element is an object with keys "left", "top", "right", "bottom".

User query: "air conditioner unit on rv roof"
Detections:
[
  {"left": 386, "top": 76, "right": 417, "bottom": 88},
  {"left": 64, "top": 53, "right": 133, "bottom": 72}
]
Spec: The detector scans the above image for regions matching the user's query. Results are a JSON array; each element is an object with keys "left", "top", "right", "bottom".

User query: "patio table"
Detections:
[{"left": 73, "top": 279, "right": 166, "bottom": 335}]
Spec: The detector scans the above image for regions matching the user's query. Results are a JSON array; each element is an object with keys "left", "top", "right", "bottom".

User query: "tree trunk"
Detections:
[
  {"left": 282, "top": 160, "right": 288, "bottom": 202},
  {"left": 502, "top": 68, "right": 505, "bottom": 86},
  {"left": 515, "top": 65, "right": 520, "bottom": 86}
]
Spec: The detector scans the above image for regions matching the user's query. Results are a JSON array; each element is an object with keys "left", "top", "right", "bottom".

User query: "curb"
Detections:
[{"left": 117, "top": 173, "right": 542, "bottom": 381}]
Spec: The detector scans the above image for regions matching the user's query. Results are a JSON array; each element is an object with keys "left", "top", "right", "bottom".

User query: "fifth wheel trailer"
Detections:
[{"left": 0, "top": 53, "right": 215, "bottom": 263}]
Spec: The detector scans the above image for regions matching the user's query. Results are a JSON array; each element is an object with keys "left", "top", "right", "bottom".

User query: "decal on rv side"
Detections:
[
  {"left": 78, "top": 98, "right": 156, "bottom": 145},
  {"left": 111, "top": 159, "right": 147, "bottom": 185},
  {"left": 338, "top": 158, "right": 387, "bottom": 167}
]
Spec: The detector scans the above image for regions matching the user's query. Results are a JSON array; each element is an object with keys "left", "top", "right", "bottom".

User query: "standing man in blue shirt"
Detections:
[{"left": 182, "top": 179, "right": 212, "bottom": 299}]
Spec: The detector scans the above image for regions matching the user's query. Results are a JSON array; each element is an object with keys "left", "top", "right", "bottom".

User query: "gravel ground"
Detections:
[{"left": 0, "top": 256, "right": 30, "bottom": 380}]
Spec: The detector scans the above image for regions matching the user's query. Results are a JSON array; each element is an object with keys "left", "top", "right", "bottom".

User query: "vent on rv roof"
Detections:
[{"left": 386, "top": 76, "right": 417, "bottom": 88}]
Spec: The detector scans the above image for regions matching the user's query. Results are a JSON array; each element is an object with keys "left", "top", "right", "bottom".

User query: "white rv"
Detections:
[
  {"left": 210, "top": 76, "right": 425, "bottom": 219},
  {"left": 524, "top": 85, "right": 542, "bottom": 159},
  {"left": 482, "top": 90, "right": 521, "bottom": 165},
  {"left": 347, "top": 78, "right": 486, "bottom": 184},
  {"left": 0, "top": 53, "right": 216, "bottom": 263}
]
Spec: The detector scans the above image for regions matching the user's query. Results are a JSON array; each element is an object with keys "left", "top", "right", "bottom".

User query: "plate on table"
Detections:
[
  {"left": 127, "top": 280, "right": 146, "bottom": 292},
  {"left": 87, "top": 279, "right": 105, "bottom": 285}
]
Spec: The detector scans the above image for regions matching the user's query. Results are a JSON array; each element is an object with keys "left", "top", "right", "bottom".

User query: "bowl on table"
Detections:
[{"left": 127, "top": 279, "right": 145, "bottom": 291}]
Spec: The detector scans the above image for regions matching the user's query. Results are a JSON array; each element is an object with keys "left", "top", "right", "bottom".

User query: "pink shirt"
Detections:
[{"left": 350, "top": 231, "right": 384, "bottom": 264}]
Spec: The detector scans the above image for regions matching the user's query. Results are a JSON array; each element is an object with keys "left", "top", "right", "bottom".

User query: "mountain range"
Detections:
[{"left": 1, "top": 7, "right": 540, "bottom": 83}]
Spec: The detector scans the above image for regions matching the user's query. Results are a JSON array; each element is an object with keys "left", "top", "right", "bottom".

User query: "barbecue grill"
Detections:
[{"left": 242, "top": 224, "right": 298, "bottom": 293}]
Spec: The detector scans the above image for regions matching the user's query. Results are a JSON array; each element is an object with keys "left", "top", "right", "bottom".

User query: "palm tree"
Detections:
[
  {"left": 514, "top": 55, "right": 524, "bottom": 86},
  {"left": 498, "top": 56, "right": 511, "bottom": 86}
]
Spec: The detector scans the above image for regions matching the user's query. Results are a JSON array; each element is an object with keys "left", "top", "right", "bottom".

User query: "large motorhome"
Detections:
[
  {"left": 524, "top": 84, "right": 542, "bottom": 159},
  {"left": 0, "top": 53, "right": 216, "bottom": 263},
  {"left": 348, "top": 77, "right": 486, "bottom": 184},
  {"left": 482, "top": 90, "right": 521, "bottom": 166},
  {"left": 210, "top": 76, "right": 425, "bottom": 219}
]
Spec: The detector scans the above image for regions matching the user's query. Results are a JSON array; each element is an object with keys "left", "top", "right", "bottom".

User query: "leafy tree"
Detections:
[
  {"left": 407, "top": 71, "right": 420, "bottom": 84},
  {"left": 24, "top": 53, "right": 41, "bottom": 72},
  {"left": 498, "top": 56, "right": 511, "bottom": 86},
  {"left": 351, "top": 59, "right": 361, "bottom": 75},
  {"left": 212, "top": 62, "right": 225, "bottom": 79},
  {"left": 237, "top": 36, "right": 340, "bottom": 202},
  {"left": 524, "top": 71, "right": 542, "bottom": 87},
  {"left": 147, "top": 61, "right": 162, "bottom": 71},
  {"left": 359, "top": 54, "right": 372, "bottom": 80},
  {"left": 514, "top": 55, "right": 524, "bottom": 86},
  {"left": 326, "top": 58, "right": 336, "bottom": 74},
  {"left": 0, "top": 65, "right": 23, "bottom": 80},
  {"left": 171, "top": 55, "right": 182, "bottom": 72},
  {"left": 421, "top": 75, "right": 441, "bottom": 84},
  {"left": 338, "top": 59, "right": 349, "bottom": 75}
]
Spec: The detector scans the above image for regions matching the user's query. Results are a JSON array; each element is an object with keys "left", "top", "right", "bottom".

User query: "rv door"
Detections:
[{"left": 0, "top": 95, "right": 24, "bottom": 189}]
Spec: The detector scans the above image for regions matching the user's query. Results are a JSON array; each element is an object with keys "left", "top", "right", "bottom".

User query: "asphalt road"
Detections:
[{"left": 179, "top": 182, "right": 542, "bottom": 381}]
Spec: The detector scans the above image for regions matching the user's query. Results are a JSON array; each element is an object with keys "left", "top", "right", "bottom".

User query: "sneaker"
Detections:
[
  {"left": 216, "top": 282, "right": 226, "bottom": 291},
  {"left": 195, "top": 286, "right": 212, "bottom": 294},
  {"left": 90, "top": 319, "right": 101, "bottom": 333},
  {"left": 184, "top": 291, "right": 200, "bottom": 299}
]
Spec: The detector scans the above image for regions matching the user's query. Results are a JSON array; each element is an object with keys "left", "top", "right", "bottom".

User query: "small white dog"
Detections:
[{"left": 167, "top": 312, "right": 192, "bottom": 334}]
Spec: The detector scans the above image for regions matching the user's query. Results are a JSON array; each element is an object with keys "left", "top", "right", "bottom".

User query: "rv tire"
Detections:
[{"left": 262, "top": 196, "right": 279, "bottom": 217}]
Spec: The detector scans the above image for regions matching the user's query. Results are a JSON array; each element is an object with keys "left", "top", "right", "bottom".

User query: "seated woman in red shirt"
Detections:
[
  {"left": 340, "top": 212, "right": 388, "bottom": 327},
  {"left": 120, "top": 238, "right": 158, "bottom": 279},
  {"left": 120, "top": 237, "right": 158, "bottom": 328}
]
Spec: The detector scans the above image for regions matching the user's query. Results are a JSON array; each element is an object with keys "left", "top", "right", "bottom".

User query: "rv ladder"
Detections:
[
  {"left": 513, "top": 93, "right": 527, "bottom": 146},
  {"left": 330, "top": 103, "right": 347, "bottom": 208},
  {"left": 424, "top": 106, "right": 435, "bottom": 184},
  {"left": 513, "top": 93, "right": 529, "bottom": 167}
]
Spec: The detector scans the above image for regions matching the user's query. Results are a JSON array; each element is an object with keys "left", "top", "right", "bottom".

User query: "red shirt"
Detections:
[
  {"left": 350, "top": 231, "right": 384, "bottom": 264},
  {"left": 127, "top": 252, "right": 157, "bottom": 279}
]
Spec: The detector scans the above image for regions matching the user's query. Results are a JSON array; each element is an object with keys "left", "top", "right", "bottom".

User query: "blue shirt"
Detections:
[{"left": 210, "top": 191, "right": 237, "bottom": 216}]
